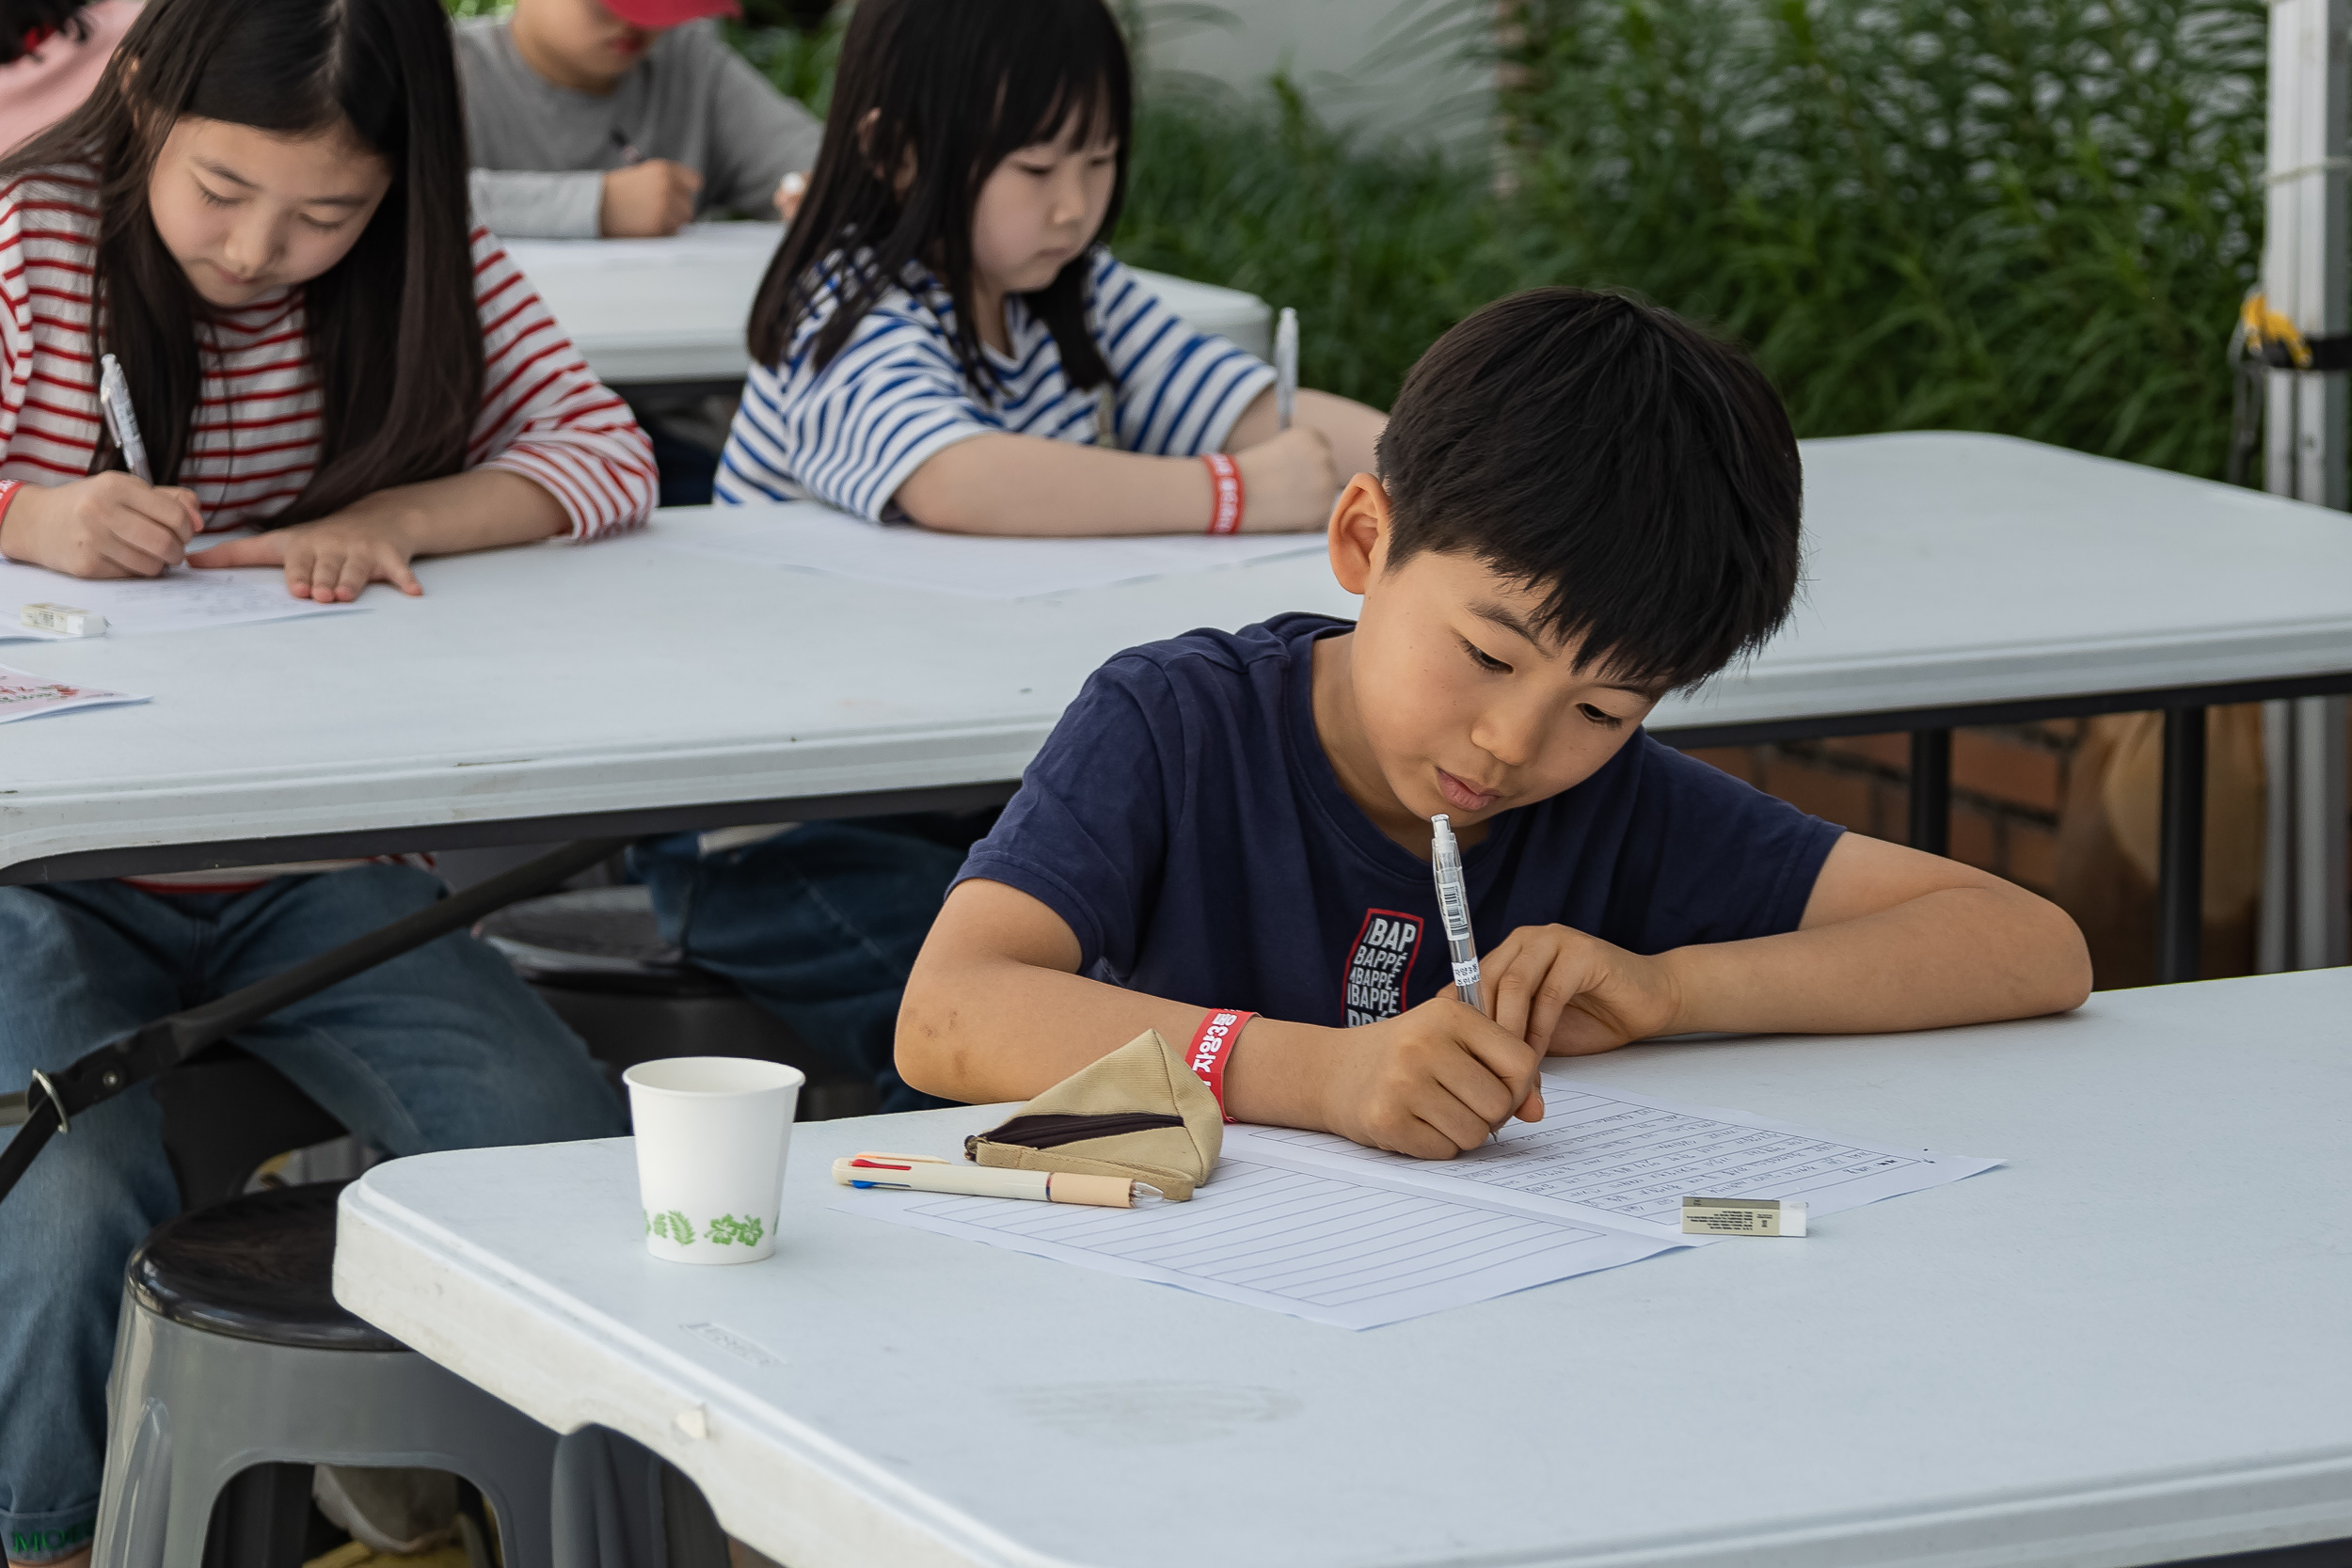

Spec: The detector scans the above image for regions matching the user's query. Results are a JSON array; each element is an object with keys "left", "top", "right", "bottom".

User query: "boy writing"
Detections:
[
  {"left": 898, "top": 289, "right": 2091, "bottom": 1156},
  {"left": 455, "top": 0, "right": 820, "bottom": 239}
]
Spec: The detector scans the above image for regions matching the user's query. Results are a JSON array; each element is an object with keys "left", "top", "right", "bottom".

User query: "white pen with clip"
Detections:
[
  {"left": 1429, "top": 813, "right": 1483, "bottom": 1012},
  {"left": 834, "top": 1152, "right": 1159, "bottom": 1209},
  {"left": 98, "top": 354, "right": 150, "bottom": 483},
  {"left": 1274, "top": 306, "right": 1297, "bottom": 430}
]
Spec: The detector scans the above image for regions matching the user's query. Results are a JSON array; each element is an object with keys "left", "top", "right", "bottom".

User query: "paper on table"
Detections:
[
  {"left": 837, "top": 1075, "right": 1999, "bottom": 1330},
  {"left": 0, "top": 555, "right": 359, "bottom": 641},
  {"left": 0, "top": 663, "right": 147, "bottom": 723},
  {"left": 655, "top": 502, "right": 1326, "bottom": 600},
  {"left": 1228, "top": 1073, "right": 2002, "bottom": 1242},
  {"left": 839, "top": 1157, "right": 1687, "bottom": 1331},
  {"left": 503, "top": 222, "right": 780, "bottom": 274}
]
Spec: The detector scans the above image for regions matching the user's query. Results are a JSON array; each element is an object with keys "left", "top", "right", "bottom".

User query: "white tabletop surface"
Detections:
[
  {"left": 9, "top": 432, "right": 2352, "bottom": 875},
  {"left": 502, "top": 225, "right": 1276, "bottom": 383},
  {"left": 335, "top": 969, "right": 2352, "bottom": 1568}
]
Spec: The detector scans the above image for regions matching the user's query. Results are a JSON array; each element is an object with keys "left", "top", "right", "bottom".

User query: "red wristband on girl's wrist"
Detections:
[
  {"left": 1186, "top": 1008, "right": 1254, "bottom": 1122},
  {"left": 1201, "top": 452, "right": 1243, "bottom": 534}
]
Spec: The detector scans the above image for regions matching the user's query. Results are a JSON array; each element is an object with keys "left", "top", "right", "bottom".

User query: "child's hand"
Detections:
[
  {"left": 601, "top": 159, "right": 702, "bottom": 237},
  {"left": 774, "top": 171, "right": 807, "bottom": 223},
  {"left": 1234, "top": 426, "right": 1338, "bottom": 532},
  {"left": 191, "top": 515, "right": 423, "bottom": 601},
  {"left": 0, "top": 473, "right": 201, "bottom": 578},
  {"left": 1314, "top": 996, "right": 1546, "bottom": 1159},
  {"left": 1480, "top": 925, "right": 1683, "bottom": 1056}
]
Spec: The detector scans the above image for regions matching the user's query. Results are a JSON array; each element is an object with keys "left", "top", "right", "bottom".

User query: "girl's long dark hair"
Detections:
[
  {"left": 0, "top": 0, "right": 481, "bottom": 525},
  {"left": 746, "top": 0, "right": 1133, "bottom": 397}
]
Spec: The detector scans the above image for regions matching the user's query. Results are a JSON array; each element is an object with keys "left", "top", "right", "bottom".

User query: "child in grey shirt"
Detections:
[{"left": 457, "top": 0, "right": 821, "bottom": 239}]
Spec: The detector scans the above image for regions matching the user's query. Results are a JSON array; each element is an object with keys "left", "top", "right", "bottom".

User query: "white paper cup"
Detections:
[{"left": 624, "top": 1057, "right": 803, "bottom": 1265}]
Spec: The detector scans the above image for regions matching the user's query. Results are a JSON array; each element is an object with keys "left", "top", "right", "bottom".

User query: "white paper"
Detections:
[
  {"left": 838, "top": 1075, "right": 2000, "bottom": 1330},
  {"left": 0, "top": 663, "right": 148, "bottom": 723},
  {"left": 840, "top": 1157, "right": 1686, "bottom": 1331},
  {"left": 656, "top": 502, "right": 1326, "bottom": 600},
  {"left": 0, "top": 554, "right": 360, "bottom": 641},
  {"left": 503, "top": 223, "right": 781, "bottom": 276},
  {"left": 1226, "top": 1073, "right": 2003, "bottom": 1241}
]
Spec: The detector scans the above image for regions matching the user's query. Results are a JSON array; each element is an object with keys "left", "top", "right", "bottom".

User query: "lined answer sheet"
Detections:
[
  {"left": 1227, "top": 1074, "right": 2000, "bottom": 1241},
  {"left": 841, "top": 1158, "right": 1686, "bottom": 1330},
  {"left": 836, "top": 1076, "right": 1999, "bottom": 1329}
]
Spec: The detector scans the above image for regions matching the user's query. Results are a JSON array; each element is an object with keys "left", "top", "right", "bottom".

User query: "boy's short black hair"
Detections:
[{"left": 1376, "top": 288, "right": 1802, "bottom": 691}]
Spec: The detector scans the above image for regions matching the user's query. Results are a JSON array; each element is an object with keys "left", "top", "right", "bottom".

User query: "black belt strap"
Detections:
[
  {"left": 0, "top": 838, "right": 630, "bottom": 1210},
  {"left": 2256, "top": 335, "right": 2352, "bottom": 372}
]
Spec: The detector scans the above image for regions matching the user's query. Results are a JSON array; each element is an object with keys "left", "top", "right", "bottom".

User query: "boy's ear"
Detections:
[{"left": 1326, "top": 472, "right": 1391, "bottom": 596}]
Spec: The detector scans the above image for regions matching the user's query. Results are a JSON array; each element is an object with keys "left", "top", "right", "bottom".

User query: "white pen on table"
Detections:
[
  {"left": 1274, "top": 306, "right": 1298, "bottom": 430},
  {"left": 98, "top": 353, "right": 150, "bottom": 483}
]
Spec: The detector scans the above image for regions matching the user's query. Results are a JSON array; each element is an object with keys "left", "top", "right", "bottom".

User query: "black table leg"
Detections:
[
  {"left": 1909, "top": 729, "right": 1951, "bottom": 855},
  {"left": 2157, "top": 705, "right": 2207, "bottom": 983}
]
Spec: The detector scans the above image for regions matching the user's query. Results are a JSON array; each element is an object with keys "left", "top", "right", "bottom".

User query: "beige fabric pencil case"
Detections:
[{"left": 963, "top": 1028, "right": 1223, "bottom": 1200}]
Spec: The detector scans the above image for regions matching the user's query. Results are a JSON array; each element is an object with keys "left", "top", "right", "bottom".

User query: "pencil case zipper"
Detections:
[{"left": 965, "top": 1111, "right": 1185, "bottom": 1157}]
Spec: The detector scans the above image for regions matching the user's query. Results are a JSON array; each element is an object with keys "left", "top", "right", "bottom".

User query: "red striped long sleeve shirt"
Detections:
[{"left": 0, "top": 166, "right": 657, "bottom": 537}]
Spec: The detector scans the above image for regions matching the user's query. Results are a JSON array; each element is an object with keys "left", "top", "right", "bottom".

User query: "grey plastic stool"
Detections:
[
  {"left": 91, "top": 1183, "right": 557, "bottom": 1568},
  {"left": 480, "top": 885, "right": 879, "bottom": 1120}
]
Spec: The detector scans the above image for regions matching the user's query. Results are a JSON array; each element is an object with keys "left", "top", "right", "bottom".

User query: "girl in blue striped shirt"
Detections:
[{"left": 716, "top": 0, "right": 1386, "bottom": 535}]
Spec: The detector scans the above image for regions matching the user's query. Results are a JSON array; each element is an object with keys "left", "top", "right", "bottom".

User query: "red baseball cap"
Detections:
[{"left": 601, "top": 0, "right": 739, "bottom": 28}]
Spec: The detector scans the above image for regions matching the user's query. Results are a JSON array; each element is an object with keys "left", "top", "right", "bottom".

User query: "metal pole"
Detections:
[
  {"left": 2159, "top": 707, "right": 2209, "bottom": 984},
  {"left": 1907, "top": 730, "right": 1950, "bottom": 856},
  {"left": 2257, "top": 0, "right": 2351, "bottom": 973}
]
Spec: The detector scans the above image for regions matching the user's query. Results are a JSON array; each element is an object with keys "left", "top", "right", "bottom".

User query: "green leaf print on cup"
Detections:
[
  {"left": 644, "top": 1210, "right": 696, "bottom": 1244},
  {"left": 707, "top": 1213, "right": 765, "bottom": 1247}
]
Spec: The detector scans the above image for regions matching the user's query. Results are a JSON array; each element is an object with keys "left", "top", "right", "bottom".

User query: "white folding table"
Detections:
[
  {"left": 333, "top": 968, "right": 2352, "bottom": 1568},
  {"left": 501, "top": 225, "right": 1277, "bottom": 385},
  {"left": 8, "top": 432, "right": 2350, "bottom": 980}
]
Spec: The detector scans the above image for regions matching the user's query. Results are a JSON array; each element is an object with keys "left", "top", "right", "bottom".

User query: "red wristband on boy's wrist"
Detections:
[
  {"left": 1186, "top": 1008, "right": 1254, "bottom": 1123},
  {"left": 1201, "top": 453, "right": 1243, "bottom": 534}
]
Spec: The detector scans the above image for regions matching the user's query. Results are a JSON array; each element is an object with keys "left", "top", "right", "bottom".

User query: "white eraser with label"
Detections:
[
  {"left": 1682, "top": 1196, "right": 1807, "bottom": 1237},
  {"left": 21, "top": 603, "right": 104, "bottom": 637}
]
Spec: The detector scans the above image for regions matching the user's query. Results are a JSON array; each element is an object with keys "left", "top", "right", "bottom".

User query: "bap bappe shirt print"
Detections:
[{"left": 1343, "top": 910, "right": 1423, "bottom": 1025}]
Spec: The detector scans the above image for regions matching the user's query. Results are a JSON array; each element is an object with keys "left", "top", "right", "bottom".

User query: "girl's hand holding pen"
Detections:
[
  {"left": 1232, "top": 424, "right": 1339, "bottom": 532},
  {"left": 1477, "top": 924, "right": 1683, "bottom": 1058},
  {"left": 0, "top": 473, "right": 201, "bottom": 578}
]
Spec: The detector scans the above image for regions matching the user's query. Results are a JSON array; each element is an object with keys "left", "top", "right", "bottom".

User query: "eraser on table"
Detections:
[
  {"left": 1681, "top": 1196, "right": 1806, "bottom": 1237},
  {"left": 21, "top": 603, "right": 104, "bottom": 637}
]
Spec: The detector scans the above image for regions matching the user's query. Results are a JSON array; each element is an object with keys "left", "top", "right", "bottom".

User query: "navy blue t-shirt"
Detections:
[{"left": 956, "top": 613, "right": 1843, "bottom": 1026}]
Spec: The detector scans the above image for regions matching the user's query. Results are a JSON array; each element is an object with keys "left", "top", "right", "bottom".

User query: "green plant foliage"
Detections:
[
  {"left": 1491, "top": 0, "right": 2266, "bottom": 475},
  {"left": 1117, "top": 79, "right": 1517, "bottom": 409},
  {"left": 725, "top": 3, "right": 849, "bottom": 119}
]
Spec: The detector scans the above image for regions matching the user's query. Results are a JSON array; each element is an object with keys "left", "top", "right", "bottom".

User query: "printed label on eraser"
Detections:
[
  {"left": 1681, "top": 1196, "right": 1806, "bottom": 1236},
  {"left": 20, "top": 603, "right": 104, "bottom": 637}
]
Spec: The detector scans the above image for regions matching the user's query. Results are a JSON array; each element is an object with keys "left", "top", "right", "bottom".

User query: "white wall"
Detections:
[{"left": 1136, "top": 0, "right": 1492, "bottom": 147}]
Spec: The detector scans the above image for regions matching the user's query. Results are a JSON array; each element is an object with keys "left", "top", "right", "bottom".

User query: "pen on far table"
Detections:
[
  {"left": 98, "top": 353, "right": 151, "bottom": 483},
  {"left": 1274, "top": 307, "right": 1297, "bottom": 431}
]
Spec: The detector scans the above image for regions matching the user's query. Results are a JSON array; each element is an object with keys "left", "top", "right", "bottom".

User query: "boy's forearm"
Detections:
[
  {"left": 896, "top": 954, "right": 1335, "bottom": 1126},
  {"left": 1657, "top": 884, "right": 2092, "bottom": 1037}
]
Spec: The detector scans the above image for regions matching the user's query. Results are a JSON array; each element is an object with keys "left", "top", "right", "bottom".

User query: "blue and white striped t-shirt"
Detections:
[{"left": 716, "top": 247, "right": 1276, "bottom": 520}]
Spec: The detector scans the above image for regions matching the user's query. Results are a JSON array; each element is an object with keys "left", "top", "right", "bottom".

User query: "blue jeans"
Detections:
[
  {"left": 0, "top": 867, "right": 625, "bottom": 1566},
  {"left": 628, "top": 819, "right": 966, "bottom": 1114}
]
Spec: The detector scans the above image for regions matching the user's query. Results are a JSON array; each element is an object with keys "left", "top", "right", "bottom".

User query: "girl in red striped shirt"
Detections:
[{"left": 0, "top": 0, "right": 652, "bottom": 1561}]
